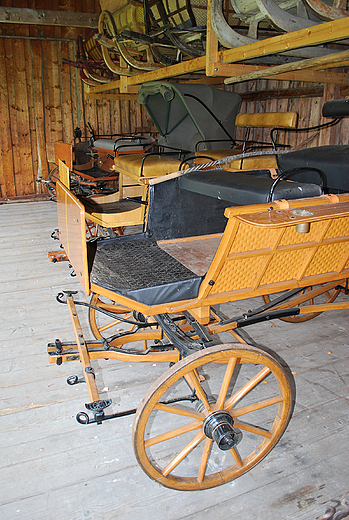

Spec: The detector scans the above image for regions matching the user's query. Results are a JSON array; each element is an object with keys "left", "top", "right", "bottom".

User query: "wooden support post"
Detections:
[{"left": 206, "top": 0, "right": 220, "bottom": 77}]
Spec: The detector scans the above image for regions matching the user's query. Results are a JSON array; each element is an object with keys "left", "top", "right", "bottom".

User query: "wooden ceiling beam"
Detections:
[{"left": 0, "top": 7, "right": 99, "bottom": 28}]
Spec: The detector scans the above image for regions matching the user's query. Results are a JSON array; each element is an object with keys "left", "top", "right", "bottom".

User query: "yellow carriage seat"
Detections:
[
  {"left": 194, "top": 111, "right": 298, "bottom": 170},
  {"left": 114, "top": 153, "right": 188, "bottom": 199}
]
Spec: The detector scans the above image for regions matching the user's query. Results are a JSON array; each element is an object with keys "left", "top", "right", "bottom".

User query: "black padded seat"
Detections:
[
  {"left": 74, "top": 165, "right": 117, "bottom": 179},
  {"left": 90, "top": 234, "right": 202, "bottom": 306},
  {"left": 178, "top": 169, "right": 322, "bottom": 205},
  {"left": 81, "top": 198, "right": 140, "bottom": 214},
  {"left": 277, "top": 145, "right": 349, "bottom": 193}
]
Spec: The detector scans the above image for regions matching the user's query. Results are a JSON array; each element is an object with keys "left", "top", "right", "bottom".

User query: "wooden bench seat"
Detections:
[
  {"left": 194, "top": 111, "right": 298, "bottom": 170},
  {"left": 59, "top": 160, "right": 146, "bottom": 229}
]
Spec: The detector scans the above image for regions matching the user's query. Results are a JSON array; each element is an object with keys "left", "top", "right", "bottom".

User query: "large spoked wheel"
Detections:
[
  {"left": 133, "top": 343, "right": 293, "bottom": 490},
  {"left": 88, "top": 293, "right": 134, "bottom": 341},
  {"left": 263, "top": 284, "right": 341, "bottom": 323}
]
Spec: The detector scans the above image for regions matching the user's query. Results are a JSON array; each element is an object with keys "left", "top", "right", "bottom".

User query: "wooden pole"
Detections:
[{"left": 224, "top": 48, "right": 349, "bottom": 84}]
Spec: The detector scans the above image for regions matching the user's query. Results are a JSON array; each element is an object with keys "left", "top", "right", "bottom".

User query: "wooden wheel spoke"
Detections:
[
  {"left": 99, "top": 319, "right": 123, "bottom": 332},
  {"left": 233, "top": 420, "right": 272, "bottom": 438},
  {"left": 216, "top": 357, "right": 238, "bottom": 410},
  {"left": 225, "top": 367, "right": 271, "bottom": 411},
  {"left": 154, "top": 402, "right": 203, "bottom": 420},
  {"left": 230, "top": 446, "right": 243, "bottom": 468},
  {"left": 197, "top": 438, "right": 213, "bottom": 483},
  {"left": 145, "top": 419, "right": 202, "bottom": 448},
  {"left": 184, "top": 371, "right": 213, "bottom": 413},
  {"left": 163, "top": 430, "right": 206, "bottom": 477},
  {"left": 231, "top": 396, "right": 283, "bottom": 417}
]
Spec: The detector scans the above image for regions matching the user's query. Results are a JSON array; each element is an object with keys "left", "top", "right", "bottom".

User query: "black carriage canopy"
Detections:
[{"left": 137, "top": 81, "right": 241, "bottom": 153}]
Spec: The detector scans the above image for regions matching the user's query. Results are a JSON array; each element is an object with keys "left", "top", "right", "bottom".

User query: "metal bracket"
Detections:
[
  {"left": 336, "top": 279, "right": 349, "bottom": 295},
  {"left": 155, "top": 312, "right": 213, "bottom": 357},
  {"left": 75, "top": 395, "right": 198, "bottom": 425}
]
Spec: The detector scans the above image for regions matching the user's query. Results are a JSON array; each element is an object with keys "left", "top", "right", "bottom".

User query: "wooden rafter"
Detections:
[{"left": 0, "top": 7, "right": 99, "bottom": 28}]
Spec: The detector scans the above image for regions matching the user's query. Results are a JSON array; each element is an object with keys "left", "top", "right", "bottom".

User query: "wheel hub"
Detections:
[{"left": 203, "top": 411, "right": 242, "bottom": 451}]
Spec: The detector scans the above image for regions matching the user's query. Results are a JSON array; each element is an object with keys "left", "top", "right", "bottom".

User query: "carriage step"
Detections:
[{"left": 85, "top": 399, "right": 112, "bottom": 412}]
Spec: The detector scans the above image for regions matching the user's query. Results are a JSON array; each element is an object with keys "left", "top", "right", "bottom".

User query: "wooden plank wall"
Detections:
[
  {"left": 0, "top": 2, "right": 348, "bottom": 197},
  {"left": 230, "top": 80, "right": 349, "bottom": 149},
  {"left": 0, "top": 0, "right": 150, "bottom": 198}
]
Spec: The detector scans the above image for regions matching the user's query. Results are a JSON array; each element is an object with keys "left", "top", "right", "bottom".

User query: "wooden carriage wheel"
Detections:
[
  {"left": 89, "top": 293, "right": 134, "bottom": 340},
  {"left": 133, "top": 343, "right": 293, "bottom": 490},
  {"left": 263, "top": 284, "right": 341, "bottom": 323}
]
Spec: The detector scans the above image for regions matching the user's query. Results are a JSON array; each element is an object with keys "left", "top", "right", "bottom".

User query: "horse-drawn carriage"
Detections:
[{"left": 48, "top": 97, "right": 349, "bottom": 488}]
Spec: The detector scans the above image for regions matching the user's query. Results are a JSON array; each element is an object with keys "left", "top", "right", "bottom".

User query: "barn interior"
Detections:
[{"left": 1, "top": 1, "right": 349, "bottom": 519}]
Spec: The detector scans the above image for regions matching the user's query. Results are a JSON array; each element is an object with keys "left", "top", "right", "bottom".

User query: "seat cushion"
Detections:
[
  {"left": 277, "top": 145, "right": 349, "bottom": 192},
  {"left": 178, "top": 169, "right": 322, "bottom": 205},
  {"left": 93, "top": 138, "right": 154, "bottom": 152},
  {"left": 114, "top": 154, "right": 185, "bottom": 178},
  {"left": 195, "top": 152, "right": 278, "bottom": 170},
  {"left": 91, "top": 234, "right": 202, "bottom": 306},
  {"left": 195, "top": 149, "right": 241, "bottom": 162}
]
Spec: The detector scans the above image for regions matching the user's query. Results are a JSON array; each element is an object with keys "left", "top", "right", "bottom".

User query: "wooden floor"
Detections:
[{"left": 1, "top": 201, "right": 349, "bottom": 520}]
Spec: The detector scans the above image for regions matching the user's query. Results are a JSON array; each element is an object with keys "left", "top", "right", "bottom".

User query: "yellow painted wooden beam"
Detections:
[
  {"left": 85, "top": 92, "right": 138, "bottom": 101},
  {"left": 219, "top": 17, "right": 349, "bottom": 63},
  {"left": 205, "top": 62, "right": 348, "bottom": 84},
  {"left": 224, "top": 48, "right": 349, "bottom": 84}
]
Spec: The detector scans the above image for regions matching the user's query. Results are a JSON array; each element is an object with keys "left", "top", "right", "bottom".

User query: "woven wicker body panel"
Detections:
[
  {"left": 324, "top": 217, "right": 349, "bottom": 239},
  {"left": 259, "top": 249, "right": 313, "bottom": 286},
  {"left": 304, "top": 243, "right": 349, "bottom": 277},
  {"left": 278, "top": 221, "right": 326, "bottom": 245},
  {"left": 210, "top": 256, "right": 269, "bottom": 293},
  {"left": 228, "top": 222, "right": 280, "bottom": 253},
  {"left": 204, "top": 204, "right": 349, "bottom": 299}
]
